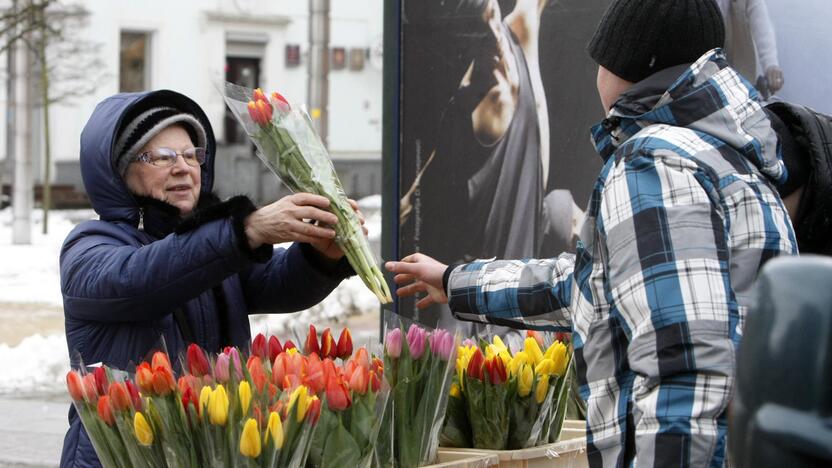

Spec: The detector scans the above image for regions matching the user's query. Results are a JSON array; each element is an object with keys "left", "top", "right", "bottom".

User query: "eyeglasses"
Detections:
[{"left": 133, "top": 147, "right": 206, "bottom": 168}]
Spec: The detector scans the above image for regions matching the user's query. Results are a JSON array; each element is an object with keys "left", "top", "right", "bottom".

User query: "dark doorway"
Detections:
[{"left": 225, "top": 56, "right": 261, "bottom": 144}]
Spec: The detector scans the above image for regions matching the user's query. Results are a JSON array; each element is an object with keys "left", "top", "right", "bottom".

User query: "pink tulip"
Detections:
[
  {"left": 406, "top": 325, "right": 427, "bottom": 360},
  {"left": 385, "top": 328, "right": 402, "bottom": 358},
  {"left": 429, "top": 329, "right": 454, "bottom": 361},
  {"left": 215, "top": 353, "right": 230, "bottom": 383}
]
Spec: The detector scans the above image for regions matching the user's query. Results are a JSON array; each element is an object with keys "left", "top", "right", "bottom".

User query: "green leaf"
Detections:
[{"left": 321, "top": 421, "right": 361, "bottom": 467}]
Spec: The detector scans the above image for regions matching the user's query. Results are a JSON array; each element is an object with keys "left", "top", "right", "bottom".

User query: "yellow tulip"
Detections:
[
  {"left": 265, "top": 411, "right": 284, "bottom": 449},
  {"left": 133, "top": 412, "right": 153, "bottom": 446},
  {"left": 517, "top": 364, "right": 534, "bottom": 398},
  {"left": 456, "top": 345, "right": 476, "bottom": 389},
  {"left": 239, "top": 381, "right": 252, "bottom": 415},
  {"left": 286, "top": 347, "right": 299, "bottom": 356},
  {"left": 535, "top": 374, "right": 550, "bottom": 404},
  {"left": 199, "top": 386, "right": 212, "bottom": 413},
  {"left": 491, "top": 335, "right": 508, "bottom": 354},
  {"left": 535, "top": 358, "right": 556, "bottom": 376},
  {"left": 524, "top": 337, "right": 544, "bottom": 365},
  {"left": 450, "top": 382, "right": 461, "bottom": 398},
  {"left": 508, "top": 351, "right": 530, "bottom": 377},
  {"left": 546, "top": 342, "right": 569, "bottom": 377},
  {"left": 288, "top": 385, "right": 310, "bottom": 422},
  {"left": 209, "top": 385, "right": 229, "bottom": 426},
  {"left": 239, "top": 418, "right": 262, "bottom": 458}
]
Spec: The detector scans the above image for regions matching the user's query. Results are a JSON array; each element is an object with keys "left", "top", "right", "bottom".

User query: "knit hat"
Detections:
[
  {"left": 114, "top": 106, "right": 208, "bottom": 177},
  {"left": 588, "top": 0, "right": 725, "bottom": 83}
]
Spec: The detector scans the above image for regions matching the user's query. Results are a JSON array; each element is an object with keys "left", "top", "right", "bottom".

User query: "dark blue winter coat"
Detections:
[{"left": 59, "top": 90, "right": 351, "bottom": 467}]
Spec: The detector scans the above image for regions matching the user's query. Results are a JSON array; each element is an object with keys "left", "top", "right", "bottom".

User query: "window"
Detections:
[{"left": 119, "top": 31, "right": 151, "bottom": 92}]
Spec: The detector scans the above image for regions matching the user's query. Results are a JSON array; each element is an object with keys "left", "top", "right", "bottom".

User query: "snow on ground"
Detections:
[{"left": 0, "top": 196, "right": 383, "bottom": 395}]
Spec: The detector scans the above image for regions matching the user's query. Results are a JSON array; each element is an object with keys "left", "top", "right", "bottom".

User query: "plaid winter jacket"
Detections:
[{"left": 446, "top": 49, "right": 797, "bottom": 467}]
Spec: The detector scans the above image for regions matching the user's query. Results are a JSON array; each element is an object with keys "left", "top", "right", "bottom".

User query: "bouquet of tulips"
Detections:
[
  {"left": 439, "top": 331, "right": 572, "bottom": 450},
  {"left": 376, "top": 320, "right": 457, "bottom": 468},
  {"left": 220, "top": 82, "right": 392, "bottom": 304},
  {"left": 65, "top": 326, "right": 389, "bottom": 468}
]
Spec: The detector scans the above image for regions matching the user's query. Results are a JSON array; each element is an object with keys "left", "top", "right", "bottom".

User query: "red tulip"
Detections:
[
  {"left": 283, "top": 340, "right": 297, "bottom": 351},
  {"left": 108, "top": 382, "right": 131, "bottom": 412},
  {"left": 268, "top": 383, "right": 278, "bottom": 401},
  {"left": 126, "top": 380, "right": 142, "bottom": 411},
  {"left": 152, "top": 366, "right": 176, "bottom": 396},
  {"left": 252, "top": 333, "right": 268, "bottom": 361},
  {"left": 369, "top": 370, "right": 382, "bottom": 393},
  {"left": 270, "top": 91, "right": 291, "bottom": 113},
  {"left": 66, "top": 371, "right": 84, "bottom": 402},
  {"left": 336, "top": 328, "right": 353, "bottom": 359},
  {"left": 248, "top": 357, "right": 268, "bottom": 393},
  {"left": 268, "top": 336, "right": 282, "bottom": 363},
  {"left": 182, "top": 386, "right": 200, "bottom": 419},
  {"left": 283, "top": 374, "right": 301, "bottom": 391},
  {"left": 487, "top": 357, "right": 507, "bottom": 385},
  {"left": 305, "top": 325, "right": 320, "bottom": 356},
  {"left": 348, "top": 366, "right": 369, "bottom": 395},
  {"left": 93, "top": 367, "right": 108, "bottom": 396},
  {"left": 467, "top": 348, "right": 485, "bottom": 381},
  {"left": 320, "top": 328, "right": 337, "bottom": 360},
  {"left": 325, "top": 375, "right": 351, "bottom": 410},
  {"left": 97, "top": 395, "right": 114, "bottom": 426},
  {"left": 187, "top": 343, "right": 210, "bottom": 377}
]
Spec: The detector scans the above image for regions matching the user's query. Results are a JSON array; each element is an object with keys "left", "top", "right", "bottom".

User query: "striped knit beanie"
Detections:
[
  {"left": 588, "top": 0, "right": 725, "bottom": 83},
  {"left": 114, "top": 107, "right": 208, "bottom": 177}
]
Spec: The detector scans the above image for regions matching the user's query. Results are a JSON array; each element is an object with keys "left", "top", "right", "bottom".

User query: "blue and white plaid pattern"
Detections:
[{"left": 447, "top": 50, "right": 797, "bottom": 467}]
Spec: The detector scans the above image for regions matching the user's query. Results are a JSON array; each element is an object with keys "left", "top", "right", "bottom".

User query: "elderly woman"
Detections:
[{"left": 59, "top": 90, "right": 355, "bottom": 467}]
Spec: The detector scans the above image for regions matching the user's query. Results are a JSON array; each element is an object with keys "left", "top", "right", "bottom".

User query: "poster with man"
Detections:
[{"left": 389, "top": 0, "right": 609, "bottom": 327}]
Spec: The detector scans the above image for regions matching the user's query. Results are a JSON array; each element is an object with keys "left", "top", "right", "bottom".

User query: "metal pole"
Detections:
[
  {"left": 307, "top": 0, "right": 329, "bottom": 146},
  {"left": 11, "top": 0, "right": 33, "bottom": 245}
]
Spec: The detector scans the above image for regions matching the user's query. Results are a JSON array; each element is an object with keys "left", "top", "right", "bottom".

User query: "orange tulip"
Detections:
[
  {"left": 81, "top": 374, "right": 98, "bottom": 402},
  {"left": 108, "top": 382, "right": 131, "bottom": 412},
  {"left": 272, "top": 353, "right": 289, "bottom": 387},
  {"left": 152, "top": 366, "right": 176, "bottom": 396},
  {"left": 348, "top": 366, "right": 369, "bottom": 395},
  {"left": 66, "top": 371, "right": 84, "bottom": 402},
  {"left": 369, "top": 371, "right": 382, "bottom": 393},
  {"left": 252, "top": 88, "right": 269, "bottom": 104},
  {"left": 353, "top": 347, "right": 370, "bottom": 370},
  {"left": 325, "top": 375, "right": 351, "bottom": 410},
  {"left": 151, "top": 352, "right": 173, "bottom": 374},
  {"left": 248, "top": 357, "right": 267, "bottom": 393},
  {"left": 136, "top": 363, "right": 154, "bottom": 393},
  {"left": 97, "top": 395, "right": 115, "bottom": 426},
  {"left": 304, "top": 354, "right": 325, "bottom": 394},
  {"left": 307, "top": 397, "right": 322, "bottom": 425}
]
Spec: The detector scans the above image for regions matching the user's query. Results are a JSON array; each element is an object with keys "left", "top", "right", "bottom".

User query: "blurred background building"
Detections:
[{"left": 0, "top": 0, "right": 384, "bottom": 215}]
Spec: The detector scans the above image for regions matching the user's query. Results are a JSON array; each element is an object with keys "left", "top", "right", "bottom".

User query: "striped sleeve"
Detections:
[{"left": 446, "top": 255, "right": 575, "bottom": 331}]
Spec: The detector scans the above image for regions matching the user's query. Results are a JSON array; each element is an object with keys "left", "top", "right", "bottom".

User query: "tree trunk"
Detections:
[{"left": 38, "top": 0, "right": 51, "bottom": 234}]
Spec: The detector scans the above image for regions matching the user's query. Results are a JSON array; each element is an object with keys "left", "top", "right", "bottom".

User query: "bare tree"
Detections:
[{"left": 1, "top": 0, "right": 107, "bottom": 234}]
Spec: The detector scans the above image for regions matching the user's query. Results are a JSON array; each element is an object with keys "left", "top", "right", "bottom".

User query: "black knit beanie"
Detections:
[{"left": 588, "top": 0, "right": 725, "bottom": 83}]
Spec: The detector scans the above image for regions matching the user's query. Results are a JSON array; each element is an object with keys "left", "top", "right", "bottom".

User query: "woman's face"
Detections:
[{"left": 124, "top": 125, "right": 202, "bottom": 215}]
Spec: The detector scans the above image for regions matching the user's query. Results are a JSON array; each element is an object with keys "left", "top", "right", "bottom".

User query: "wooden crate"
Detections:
[
  {"left": 438, "top": 420, "right": 588, "bottom": 468},
  {"left": 421, "top": 450, "right": 500, "bottom": 467}
]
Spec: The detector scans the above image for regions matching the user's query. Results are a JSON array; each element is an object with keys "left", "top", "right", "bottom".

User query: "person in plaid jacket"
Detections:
[{"left": 386, "top": 0, "right": 797, "bottom": 466}]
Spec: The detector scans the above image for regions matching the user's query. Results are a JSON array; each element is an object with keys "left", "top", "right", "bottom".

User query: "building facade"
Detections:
[{"left": 0, "top": 0, "right": 383, "bottom": 207}]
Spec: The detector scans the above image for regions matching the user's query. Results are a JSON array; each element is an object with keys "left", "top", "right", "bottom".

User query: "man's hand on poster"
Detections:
[
  {"left": 385, "top": 253, "right": 449, "bottom": 309},
  {"left": 766, "top": 65, "right": 784, "bottom": 93}
]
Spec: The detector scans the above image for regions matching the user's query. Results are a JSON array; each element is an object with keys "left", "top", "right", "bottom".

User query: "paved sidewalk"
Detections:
[{"left": 0, "top": 396, "right": 68, "bottom": 467}]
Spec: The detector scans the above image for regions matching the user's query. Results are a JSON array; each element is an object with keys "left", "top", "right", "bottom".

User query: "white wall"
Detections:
[{"left": 0, "top": 0, "right": 383, "bottom": 172}]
